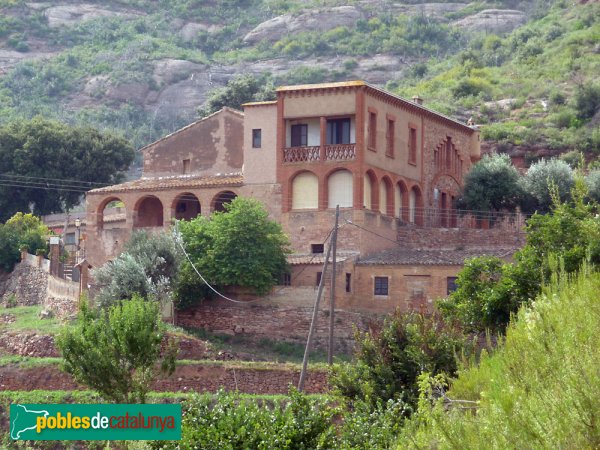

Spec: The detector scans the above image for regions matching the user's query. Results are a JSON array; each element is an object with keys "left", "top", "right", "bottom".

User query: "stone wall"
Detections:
[
  {"left": 397, "top": 226, "right": 525, "bottom": 251},
  {"left": 0, "top": 260, "right": 48, "bottom": 306},
  {"left": 176, "top": 296, "right": 381, "bottom": 354}
]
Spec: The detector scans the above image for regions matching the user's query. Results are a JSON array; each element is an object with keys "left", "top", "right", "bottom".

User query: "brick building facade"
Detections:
[{"left": 85, "top": 81, "right": 522, "bottom": 317}]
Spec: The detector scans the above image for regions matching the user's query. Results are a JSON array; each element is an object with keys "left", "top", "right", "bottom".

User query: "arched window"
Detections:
[
  {"left": 394, "top": 184, "right": 402, "bottom": 218},
  {"left": 380, "top": 177, "right": 393, "bottom": 215},
  {"left": 134, "top": 196, "right": 164, "bottom": 228},
  {"left": 409, "top": 186, "right": 423, "bottom": 225},
  {"left": 212, "top": 191, "right": 237, "bottom": 212},
  {"left": 328, "top": 170, "right": 353, "bottom": 208},
  {"left": 172, "top": 193, "right": 201, "bottom": 221},
  {"left": 292, "top": 172, "right": 318, "bottom": 209},
  {"left": 364, "top": 171, "right": 377, "bottom": 210}
]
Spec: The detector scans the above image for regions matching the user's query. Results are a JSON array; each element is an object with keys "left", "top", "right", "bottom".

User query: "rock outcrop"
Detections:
[{"left": 452, "top": 9, "right": 527, "bottom": 34}]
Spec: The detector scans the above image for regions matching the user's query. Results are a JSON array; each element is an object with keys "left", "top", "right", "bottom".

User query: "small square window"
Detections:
[
  {"left": 183, "top": 159, "right": 191, "bottom": 174},
  {"left": 252, "top": 129, "right": 262, "bottom": 148},
  {"left": 345, "top": 273, "right": 352, "bottom": 293},
  {"left": 311, "top": 243, "right": 324, "bottom": 254},
  {"left": 316, "top": 271, "right": 323, "bottom": 287},
  {"left": 447, "top": 277, "right": 458, "bottom": 295},
  {"left": 374, "top": 276, "right": 389, "bottom": 296},
  {"left": 282, "top": 273, "right": 291, "bottom": 286}
]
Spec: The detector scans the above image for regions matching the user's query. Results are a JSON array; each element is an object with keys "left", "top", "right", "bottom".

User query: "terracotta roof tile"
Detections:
[
  {"left": 356, "top": 248, "right": 516, "bottom": 266},
  {"left": 88, "top": 173, "right": 244, "bottom": 194},
  {"left": 288, "top": 251, "right": 359, "bottom": 266}
]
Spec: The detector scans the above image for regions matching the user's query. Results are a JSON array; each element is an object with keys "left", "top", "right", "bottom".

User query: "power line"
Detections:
[{"left": 344, "top": 218, "right": 402, "bottom": 246}]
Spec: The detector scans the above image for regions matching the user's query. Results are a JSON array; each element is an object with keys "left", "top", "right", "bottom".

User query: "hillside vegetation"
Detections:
[
  {"left": 0, "top": 0, "right": 562, "bottom": 149},
  {"left": 393, "top": 1, "right": 600, "bottom": 157},
  {"left": 400, "top": 265, "right": 600, "bottom": 448}
]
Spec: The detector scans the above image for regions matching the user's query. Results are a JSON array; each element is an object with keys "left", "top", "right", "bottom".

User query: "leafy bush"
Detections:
[
  {"left": 457, "top": 154, "right": 524, "bottom": 211},
  {"left": 93, "top": 230, "right": 182, "bottom": 307},
  {"left": 521, "top": 158, "right": 574, "bottom": 213},
  {"left": 0, "top": 213, "right": 49, "bottom": 272},
  {"left": 150, "top": 388, "right": 336, "bottom": 449},
  {"left": 574, "top": 83, "right": 600, "bottom": 120},
  {"left": 57, "top": 295, "right": 177, "bottom": 403},
  {"left": 402, "top": 266, "right": 600, "bottom": 448},
  {"left": 438, "top": 256, "right": 520, "bottom": 333},
  {"left": 330, "top": 311, "right": 464, "bottom": 410},
  {"left": 175, "top": 197, "right": 290, "bottom": 307}
]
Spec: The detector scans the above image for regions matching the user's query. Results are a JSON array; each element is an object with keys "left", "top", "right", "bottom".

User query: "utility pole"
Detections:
[
  {"left": 298, "top": 225, "right": 333, "bottom": 392},
  {"left": 328, "top": 205, "right": 339, "bottom": 365}
]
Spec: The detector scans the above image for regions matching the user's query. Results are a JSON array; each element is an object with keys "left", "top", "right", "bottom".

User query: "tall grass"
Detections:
[{"left": 400, "top": 265, "right": 600, "bottom": 448}]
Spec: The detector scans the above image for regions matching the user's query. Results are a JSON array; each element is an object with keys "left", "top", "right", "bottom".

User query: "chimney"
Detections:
[{"left": 412, "top": 95, "right": 423, "bottom": 105}]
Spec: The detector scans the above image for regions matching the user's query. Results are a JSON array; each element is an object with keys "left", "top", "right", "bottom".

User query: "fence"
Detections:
[{"left": 398, "top": 207, "right": 527, "bottom": 233}]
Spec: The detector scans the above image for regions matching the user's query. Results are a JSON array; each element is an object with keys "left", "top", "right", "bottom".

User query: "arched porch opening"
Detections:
[
  {"left": 172, "top": 192, "right": 201, "bottom": 221},
  {"left": 212, "top": 190, "right": 238, "bottom": 212},
  {"left": 134, "top": 195, "right": 164, "bottom": 228}
]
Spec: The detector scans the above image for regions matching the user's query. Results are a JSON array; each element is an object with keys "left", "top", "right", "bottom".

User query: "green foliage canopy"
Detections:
[
  {"left": 176, "top": 197, "right": 290, "bottom": 307},
  {"left": 457, "top": 154, "right": 523, "bottom": 211},
  {"left": 94, "top": 230, "right": 183, "bottom": 308},
  {"left": 57, "top": 295, "right": 177, "bottom": 404},
  {"left": 330, "top": 312, "right": 464, "bottom": 410},
  {"left": 198, "top": 74, "right": 275, "bottom": 117},
  {"left": 0, "top": 212, "right": 49, "bottom": 272},
  {"left": 521, "top": 158, "right": 574, "bottom": 213},
  {"left": 0, "top": 117, "right": 134, "bottom": 221}
]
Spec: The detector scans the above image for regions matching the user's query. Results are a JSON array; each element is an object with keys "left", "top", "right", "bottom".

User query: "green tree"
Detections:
[
  {"left": 198, "top": 74, "right": 276, "bottom": 117},
  {"left": 521, "top": 158, "right": 574, "bottom": 213},
  {"left": 574, "top": 83, "right": 600, "bottom": 120},
  {"left": 330, "top": 312, "right": 464, "bottom": 410},
  {"left": 0, "top": 212, "right": 49, "bottom": 272},
  {"left": 57, "top": 296, "right": 177, "bottom": 403},
  {"left": 457, "top": 154, "right": 524, "bottom": 211},
  {"left": 437, "top": 256, "right": 521, "bottom": 332},
  {"left": 175, "top": 197, "right": 290, "bottom": 308},
  {"left": 94, "top": 230, "right": 183, "bottom": 307},
  {"left": 0, "top": 117, "right": 134, "bottom": 221}
]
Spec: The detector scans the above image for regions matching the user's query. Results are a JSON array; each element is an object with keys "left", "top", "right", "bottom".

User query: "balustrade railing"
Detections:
[
  {"left": 397, "top": 207, "right": 527, "bottom": 232},
  {"left": 325, "top": 144, "right": 356, "bottom": 161},
  {"left": 283, "top": 146, "right": 320, "bottom": 163}
]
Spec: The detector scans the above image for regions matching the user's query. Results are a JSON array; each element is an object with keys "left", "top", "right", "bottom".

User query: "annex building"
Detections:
[{"left": 85, "top": 80, "right": 522, "bottom": 315}]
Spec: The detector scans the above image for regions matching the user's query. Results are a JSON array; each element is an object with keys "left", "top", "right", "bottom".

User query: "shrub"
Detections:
[
  {"left": 0, "top": 213, "right": 49, "bottom": 272},
  {"left": 330, "top": 311, "right": 464, "bottom": 410},
  {"left": 574, "top": 83, "right": 600, "bottom": 120},
  {"left": 57, "top": 295, "right": 177, "bottom": 403},
  {"left": 457, "top": 154, "right": 524, "bottom": 212},
  {"left": 521, "top": 158, "right": 574, "bottom": 213}
]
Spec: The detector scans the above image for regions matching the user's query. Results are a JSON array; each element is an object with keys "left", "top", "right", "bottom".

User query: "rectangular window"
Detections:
[
  {"left": 282, "top": 273, "right": 291, "bottom": 286},
  {"left": 326, "top": 118, "right": 351, "bottom": 144},
  {"left": 311, "top": 243, "right": 324, "bottom": 254},
  {"left": 386, "top": 118, "right": 395, "bottom": 157},
  {"left": 345, "top": 273, "right": 352, "bottom": 293},
  {"left": 291, "top": 124, "right": 308, "bottom": 147},
  {"left": 252, "top": 129, "right": 262, "bottom": 148},
  {"left": 316, "top": 271, "right": 323, "bottom": 287},
  {"left": 65, "top": 233, "right": 76, "bottom": 245},
  {"left": 374, "top": 276, "right": 389, "bottom": 296},
  {"left": 408, "top": 127, "right": 417, "bottom": 164},
  {"left": 368, "top": 111, "right": 377, "bottom": 150},
  {"left": 182, "top": 159, "right": 191, "bottom": 174},
  {"left": 447, "top": 277, "right": 458, "bottom": 295}
]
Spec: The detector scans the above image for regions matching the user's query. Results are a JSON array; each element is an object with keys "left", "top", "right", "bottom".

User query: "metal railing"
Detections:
[{"left": 397, "top": 207, "right": 527, "bottom": 232}]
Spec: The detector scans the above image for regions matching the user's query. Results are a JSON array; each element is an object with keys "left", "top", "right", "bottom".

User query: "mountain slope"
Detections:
[{"left": 0, "top": 0, "right": 556, "bottom": 149}]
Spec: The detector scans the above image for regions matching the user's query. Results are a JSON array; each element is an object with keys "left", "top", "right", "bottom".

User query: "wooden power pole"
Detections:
[
  {"left": 328, "top": 205, "right": 339, "bottom": 365},
  {"left": 298, "top": 219, "right": 334, "bottom": 392}
]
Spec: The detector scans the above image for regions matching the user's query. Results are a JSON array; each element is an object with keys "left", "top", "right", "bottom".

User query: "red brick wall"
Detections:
[{"left": 396, "top": 226, "right": 525, "bottom": 250}]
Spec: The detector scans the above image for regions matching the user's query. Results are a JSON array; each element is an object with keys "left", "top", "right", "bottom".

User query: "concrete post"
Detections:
[{"left": 49, "top": 236, "right": 61, "bottom": 277}]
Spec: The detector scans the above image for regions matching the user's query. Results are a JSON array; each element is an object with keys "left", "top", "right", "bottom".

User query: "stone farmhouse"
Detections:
[{"left": 85, "top": 80, "right": 522, "bottom": 315}]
